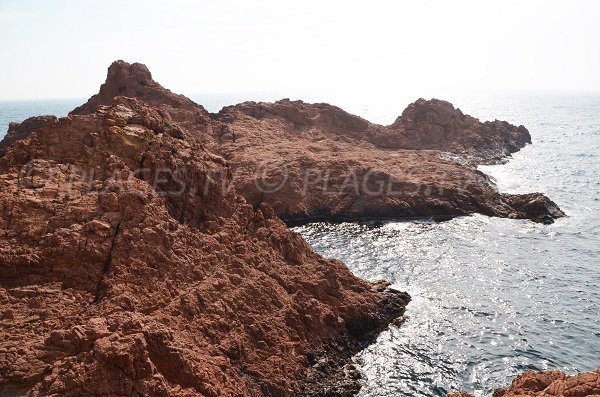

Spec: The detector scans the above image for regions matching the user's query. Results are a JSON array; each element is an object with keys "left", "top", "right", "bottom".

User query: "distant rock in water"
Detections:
[
  {"left": 388, "top": 98, "right": 532, "bottom": 157},
  {"left": 448, "top": 366, "right": 600, "bottom": 397},
  {"left": 215, "top": 99, "right": 562, "bottom": 224},
  {"left": 221, "top": 97, "right": 531, "bottom": 158}
]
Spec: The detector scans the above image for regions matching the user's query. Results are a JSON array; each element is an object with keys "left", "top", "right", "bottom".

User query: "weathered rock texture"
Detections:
[
  {"left": 448, "top": 367, "right": 600, "bottom": 397},
  {"left": 0, "top": 116, "right": 58, "bottom": 156},
  {"left": 214, "top": 99, "right": 562, "bottom": 224},
  {"left": 0, "top": 97, "right": 409, "bottom": 396},
  {"left": 66, "top": 60, "right": 564, "bottom": 225},
  {"left": 0, "top": 60, "right": 568, "bottom": 397}
]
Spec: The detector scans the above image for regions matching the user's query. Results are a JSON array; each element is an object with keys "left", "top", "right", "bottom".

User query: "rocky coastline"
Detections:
[
  {"left": 0, "top": 95, "right": 411, "bottom": 396},
  {"left": 0, "top": 61, "right": 580, "bottom": 396}
]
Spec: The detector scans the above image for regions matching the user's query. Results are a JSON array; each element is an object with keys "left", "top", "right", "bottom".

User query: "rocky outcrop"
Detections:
[
  {"left": 221, "top": 97, "right": 531, "bottom": 160},
  {"left": 448, "top": 367, "right": 600, "bottom": 397},
  {"left": 3, "top": 61, "right": 563, "bottom": 224},
  {"left": 215, "top": 100, "right": 563, "bottom": 224},
  {"left": 0, "top": 115, "right": 58, "bottom": 156},
  {"left": 386, "top": 98, "right": 531, "bottom": 157},
  {"left": 0, "top": 97, "right": 410, "bottom": 396},
  {"left": 228, "top": 99, "right": 371, "bottom": 134},
  {"left": 0, "top": 61, "right": 568, "bottom": 394},
  {"left": 71, "top": 61, "right": 215, "bottom": 140},
  {"left": 71, "top": 60, "right": 201, "bottom": 114}
]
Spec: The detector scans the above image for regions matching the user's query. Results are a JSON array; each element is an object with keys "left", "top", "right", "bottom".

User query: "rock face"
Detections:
[
  {"left": 387, "top": 98, "right": 532, "bottom": 156},
  {"left": 221, "top": 97, "right": 531, "bottom": 158},
  {"left": 215, "top": 100, "right": 562, "bottom": 224},
  {"left": 71, "top": 61, "right": 201, "bottom": 114},
  {"left": 448, "top": 367, "right": 600, "bottom": 397},
  {"left": 63, "top": 60, "right": 564, "bottom": 224},
  {"left": 0, "top": 97, "right": 410, "bottom": 396},
  {"left": 0, "top": 60, "right": 568, "bottom": 396},
  {"left": 71, "top": 61, "right": 215, "bottom": 140},
  {"left": 0, "top": 115, "right": 58, "bottom": 156}
]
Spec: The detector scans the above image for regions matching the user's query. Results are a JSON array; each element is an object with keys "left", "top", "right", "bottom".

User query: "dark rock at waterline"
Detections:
[{"left": 0, "top": 96, "right": 410, "bottom": 396}]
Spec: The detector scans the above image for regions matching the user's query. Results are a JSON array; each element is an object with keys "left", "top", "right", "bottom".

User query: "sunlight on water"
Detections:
[
  {"left": 294, "top": 93, "right": 600, "bottom": 396},
  {"left": 1, "top": 92, "right": 598, "bottom": 397}
]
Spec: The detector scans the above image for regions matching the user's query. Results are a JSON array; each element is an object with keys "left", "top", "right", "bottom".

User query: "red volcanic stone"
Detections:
[
  {"left": 0, "top": 60, "right": 569, "bottom": 396},
  {"left": 448, "top": 367, "right": 600, "bottom": 397},
  {"left": 0, "top": 115, "right": 58, "bottom": 156},
  {"left": 0, "top": 97, "right": 409, "bottom": 396}
]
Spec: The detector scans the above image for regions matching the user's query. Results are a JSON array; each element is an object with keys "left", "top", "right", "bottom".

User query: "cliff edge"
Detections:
[
  {"left": 63, "top": 60, "right": 564, "bottom": 225},
  {"left": 0, "top": 97, "right": 409, "bottom": 396}
]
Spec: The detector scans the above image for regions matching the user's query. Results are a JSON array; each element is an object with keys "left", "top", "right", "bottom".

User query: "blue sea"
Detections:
[{"left": 1, "top": 91, "right": 599, "bottom": 397}]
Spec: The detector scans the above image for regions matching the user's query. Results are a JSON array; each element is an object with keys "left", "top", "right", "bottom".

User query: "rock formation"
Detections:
[
  {"left": 213, "top": 100, "right": 563, "bottom": 224},
  {"left": 448, "top": 367, "right": 600, "bottom": 397},
  {"left": 387, "top": 98, "right": 532, "bottom": 156},
  {"left": 67, "top": 60, "right": 564, "bottom": 225},
  {"left": 71, "top": 61, "right": 201, "bottom": 114},
  {"left": 0, "top": 60, "right": 568, "bottom": 397},
  {"left": 0, "top": 96, "right": 409, "bottom": 396},
  {"left": 0, "top": 116, "right": 58, "bottom": 156}
]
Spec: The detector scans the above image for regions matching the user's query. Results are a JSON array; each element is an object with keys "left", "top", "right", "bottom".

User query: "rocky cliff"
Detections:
[
  {"left": 0, "top": 97, "right": 409, "bottom": 396},
  {"left": 448, "top": 367, "right": 600, "bottom": 397},
  {"left": 66, "top": 60, "right": 564, "bottom": 225},
  {"left": 0, "top": 60, "right": 568, "bottom": 396}
]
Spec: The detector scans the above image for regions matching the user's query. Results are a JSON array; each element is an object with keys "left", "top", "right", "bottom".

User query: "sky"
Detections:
[{"left": 0, "top": 0, "right": 599, "bottom": 100}]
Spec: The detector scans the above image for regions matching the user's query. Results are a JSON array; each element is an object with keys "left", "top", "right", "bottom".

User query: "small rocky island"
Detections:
[{"left": 0, "top": 61, "right": 585, "bottom": 397}]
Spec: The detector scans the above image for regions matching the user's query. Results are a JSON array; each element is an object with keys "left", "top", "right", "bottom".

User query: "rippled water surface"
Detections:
[
  {"left": 1, "top": 92, "right": 599, "bottom": 396},
  {"left": 294, "top": 93, "right": 600, "bottom": 396}
]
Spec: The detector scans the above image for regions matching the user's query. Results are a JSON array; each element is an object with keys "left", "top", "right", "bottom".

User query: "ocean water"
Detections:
[
  {"left": 1, "top": 92, "right": 599, "bottom": 396},
  {"left": 294, "top": 92, "right": 600, "bottom": 396},
  {"left": 0, "top": 99, "right": 83, "bottom": 135}
]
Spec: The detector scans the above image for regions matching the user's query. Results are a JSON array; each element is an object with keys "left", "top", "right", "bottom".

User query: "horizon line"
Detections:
[{"left": 2, "top": 87, "right": 600, "bottom": 103}]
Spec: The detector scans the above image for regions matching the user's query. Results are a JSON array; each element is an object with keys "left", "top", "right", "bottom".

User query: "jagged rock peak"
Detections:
[
  {"left": 387, "top": 97, "right": 532, "bottom": 156},
  {"left": 71, "top": 60, "right": 205, "bottom": 115},
  {"left": 105, "top": 60, "right": 154, "bottom": 89}
]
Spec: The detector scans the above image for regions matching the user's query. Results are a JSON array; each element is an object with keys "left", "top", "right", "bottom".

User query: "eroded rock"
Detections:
[
  {"left": 0, "top": 98, "right": 410, "bottom": 396},
  {"left": 448, "top": 367, "right": 600, "bottom": 397}
]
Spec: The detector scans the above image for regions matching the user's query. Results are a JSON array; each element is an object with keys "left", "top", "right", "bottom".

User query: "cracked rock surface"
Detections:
[{"left": 0, "top": 97, "right": 409, "bottom": 396}]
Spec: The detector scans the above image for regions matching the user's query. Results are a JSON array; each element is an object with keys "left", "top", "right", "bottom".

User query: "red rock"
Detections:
[
  {"left": 0, "top": 60, "right": 571, "bottom": 397},
  {"left": 71, "top": 60, "right": 215, "bottom": 139},
  {"left": 215, "top": 100, "right": 563, "bottom": 224},
  {"left": 387, "top": 98, "right": 531, "bottom": 156},
  {"left": 1, "top": 61, "right": 564, "bottom": 224},
  {"left": 0, "top": 115, "right": 58, "bottom": 156},
  {"left": 71, "top": 60, "right": 200, "bottom": 114},
  {"left": 447, "top": 367, "right": 600, "bottom": 397},
  {"left": 0, "top": 97, "right": 409, "bottom": 396}
]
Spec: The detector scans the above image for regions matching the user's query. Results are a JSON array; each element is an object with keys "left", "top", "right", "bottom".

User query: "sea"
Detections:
[{"left": 1, "top": 91, "right": 598, "bottom": 396}]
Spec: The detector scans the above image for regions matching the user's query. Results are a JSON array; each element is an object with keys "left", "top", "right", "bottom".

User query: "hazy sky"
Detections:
[{"left": 0, "top": 0, "right": 599, "bottom": 100}]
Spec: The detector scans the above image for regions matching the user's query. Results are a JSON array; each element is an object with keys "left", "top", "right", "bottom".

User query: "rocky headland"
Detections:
[
  {"left": 0, "top": 60, "right": 573, "bottom": 396},
  {"left": 72, "top": 61, "right": 564, "bottom": 225},
  {"left": 0, "top": 96, "right": 410, "bottom": 396}
]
